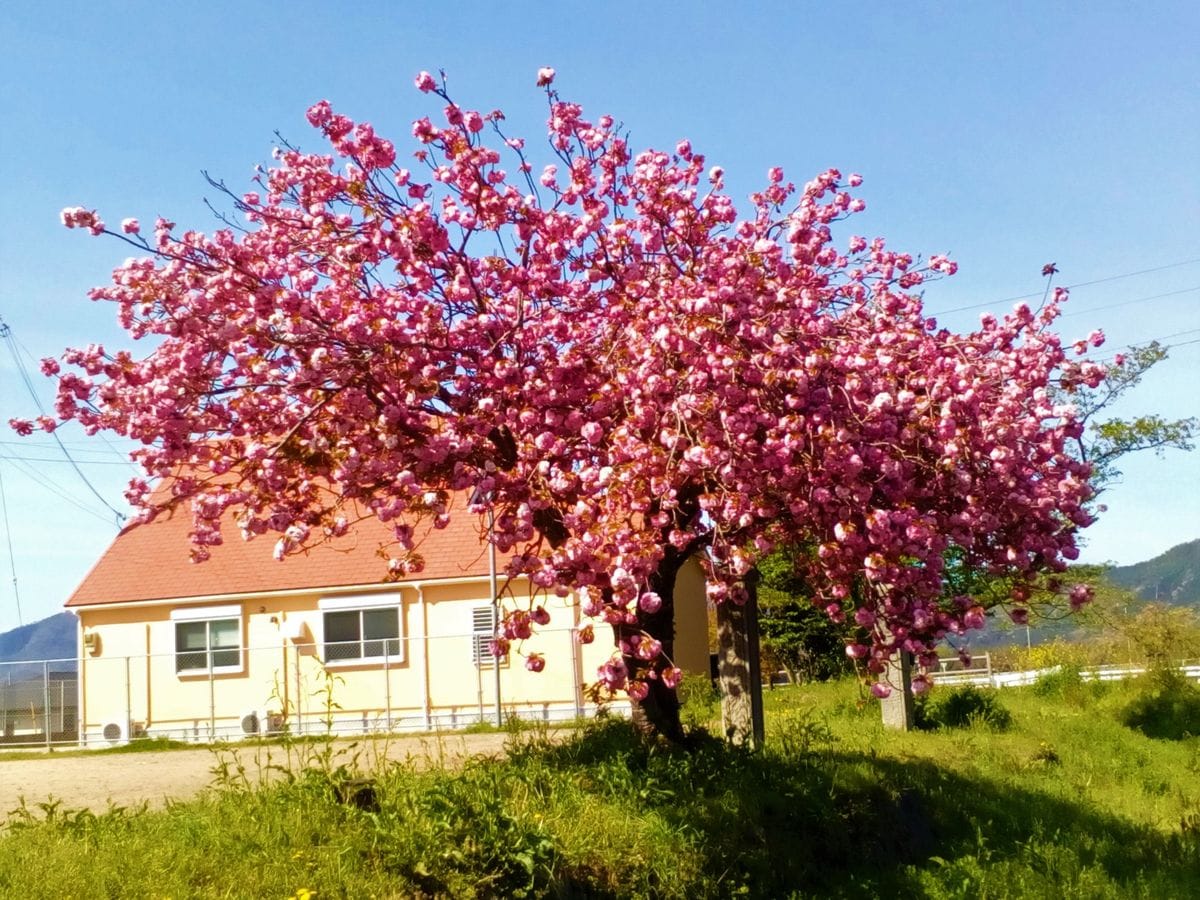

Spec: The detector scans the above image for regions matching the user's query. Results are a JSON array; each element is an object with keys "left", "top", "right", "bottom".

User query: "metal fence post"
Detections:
[
  {"left": 476, "top": 644, "right": 484, "bottom": 722},
  {"left": 295, "top": 644, "right": 303, "bottom": 737},
  {"left": 77, "top": 652, "right": 84, "bottom": 746},
  {"left": 383, "top": 646, "right": 392, "bottom": 730},
  {"left": 125, "top": 655, "right": 132, "bottom": 740},
  {"left": 42, "top": 660, "right": 51, "bottom": 749},
  {"left": 208, "top": 651, "right": 216, "bottom": 741},
  {"left": 570, "top": 627, "right": 582, "bottom": 719}
]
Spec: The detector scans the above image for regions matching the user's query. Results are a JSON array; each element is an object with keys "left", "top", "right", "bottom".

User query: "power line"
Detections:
[
  {"left": 1099, "top": 328, "right": 1200, "bottom": 351},
  {"left": 0, "top": 439, "right": 133, "bottom": 455},
  {"left": 1089, "top": 331, "right": 1200, "bottom": 365},
  {"left": 0, "top": 315, "right": 127, "bottom": 524},
  {"left": 1045, "top": 258, "right": 1200, "bottom": 292},
  {"left": 1091, "top": 340, "right": 1200, "bottom": 366},
  {"left": 1145, "top": 327, "right": 1200, "bottom": 342},
  {"left": 13, "top": 341, "right": 139, "bottom": 472},
  {"left": 0, "top": 455, "right": 132, "bottom": 466},
  {"left": 1059, "top": 285, "right": 1200, "bottom": 318},
  {"left": 934, "top": 257, "right": 1200, "bottom": 316},
  {"left": 0, "top": 453, "right": 119, "bottom": 526}
]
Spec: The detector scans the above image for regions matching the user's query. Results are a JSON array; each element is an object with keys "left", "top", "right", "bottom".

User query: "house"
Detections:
[{"left": 66, "top": 496, "right": 709, "bottom": 743}]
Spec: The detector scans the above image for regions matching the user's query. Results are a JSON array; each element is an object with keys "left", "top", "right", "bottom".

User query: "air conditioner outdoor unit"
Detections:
[
  {"left": 100, "top": 719, "right": 145, "bottom": 745},
  {"left": 240, "top": 709, "right": 282, "bottom": 736}
]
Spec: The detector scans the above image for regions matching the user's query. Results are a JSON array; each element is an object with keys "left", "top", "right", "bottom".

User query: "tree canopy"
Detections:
[{"left": 25, "top": 69, "right": 1110, "bottom": 726}]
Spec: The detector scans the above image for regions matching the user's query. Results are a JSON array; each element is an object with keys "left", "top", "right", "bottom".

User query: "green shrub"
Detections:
[
  {"left": 1032, "top": 664, "right": 1086, "bottom": 699},
  {"left": 1120, "top": 668, "right": 1200, "bottom": 740},
  {"left": 915, "top": 685, "right": 1013, "bottom": 731}
]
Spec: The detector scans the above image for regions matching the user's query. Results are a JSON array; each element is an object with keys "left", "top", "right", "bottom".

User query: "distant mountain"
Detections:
[
  {"left": 1106, "top": 539, "right": 1200, "bottom": 607},
  {"left": 0, "top": 612, "right": 77, "bottom": 663}
]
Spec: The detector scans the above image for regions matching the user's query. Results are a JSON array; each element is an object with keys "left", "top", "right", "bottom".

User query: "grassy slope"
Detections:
[{"left": 0, "top": 676, "right": 1197, "bottom": 899}]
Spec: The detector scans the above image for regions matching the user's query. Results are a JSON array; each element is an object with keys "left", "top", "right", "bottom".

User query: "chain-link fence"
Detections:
[
  {"left": 0, "top": 659, "right": 78, "bottom": 748},
  {"left": 2, "top": 625, "right": 625, "bottom": 749}
]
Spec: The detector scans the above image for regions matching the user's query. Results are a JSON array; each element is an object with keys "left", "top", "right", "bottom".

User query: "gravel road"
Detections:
[{"left": 0, "top": 731, "right": 516, "bottom": 819}]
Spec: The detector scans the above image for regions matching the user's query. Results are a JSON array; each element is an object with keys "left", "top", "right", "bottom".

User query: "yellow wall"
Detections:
[
  {"left": 673, "top": 557, "right": 710, "bottom": 675},
  {"left": 75, "top": 567, "right": 711, "bottom": 741}
]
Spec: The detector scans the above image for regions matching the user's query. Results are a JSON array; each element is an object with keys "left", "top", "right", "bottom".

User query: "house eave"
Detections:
[{"left": 68, "top": 572, "right": 525, "bottom": 614}]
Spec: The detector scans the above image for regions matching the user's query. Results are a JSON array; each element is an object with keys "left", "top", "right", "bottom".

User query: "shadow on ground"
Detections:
[{"left": 507, "top": 721, "right": 1199, "bottom": 896}]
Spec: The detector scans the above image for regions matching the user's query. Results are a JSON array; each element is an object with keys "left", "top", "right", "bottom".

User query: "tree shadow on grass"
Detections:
[{"left": 512, "top": 722, "right": 1199, "bottom": 897}]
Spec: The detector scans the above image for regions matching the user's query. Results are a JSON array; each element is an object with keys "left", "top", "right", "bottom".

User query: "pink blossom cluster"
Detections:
[
  {"left": 60, "top": 206, "right": 105, "bottom": 235},
  {"left": 29, "top": 70, "right": 1107, "bottom": 698}
]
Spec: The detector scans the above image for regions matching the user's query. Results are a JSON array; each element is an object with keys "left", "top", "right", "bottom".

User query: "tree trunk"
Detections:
[
  {"left": 613, "top": 550, "right": 687, "bottom": 742},
  {"left": 716, "top": 570, "right": 765, "bottom": 748},
  {"left": 880, "top": 650, "right": 915, "bottom": 731}
]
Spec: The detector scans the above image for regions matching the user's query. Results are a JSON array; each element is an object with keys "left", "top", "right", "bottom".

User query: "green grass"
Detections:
[
  {"left": 0, "top": 735, "right": 199, "bottom": 761},
  {"left": 1, "top": 676, "right": 1197, "bottom": 898}
]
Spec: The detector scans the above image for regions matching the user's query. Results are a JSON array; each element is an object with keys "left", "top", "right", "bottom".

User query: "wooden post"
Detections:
[
  {"left": 716, "top": 570, "right": 765, "bottom": 748},
  {"left": 880, "top": 650, "right": 915, "bottom": 731}
]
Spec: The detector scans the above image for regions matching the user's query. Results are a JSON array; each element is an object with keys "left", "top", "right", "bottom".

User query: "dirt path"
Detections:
[{"left": 0, "top": 732, "right": 516, "bottom": 819}]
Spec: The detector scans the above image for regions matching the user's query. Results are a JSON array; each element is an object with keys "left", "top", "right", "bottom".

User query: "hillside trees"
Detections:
[{"left": 27, "top": 70, "right": 1108, "bottom": 740}]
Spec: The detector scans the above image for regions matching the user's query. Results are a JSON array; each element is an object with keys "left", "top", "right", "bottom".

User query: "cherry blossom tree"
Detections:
[{"left": 28, "top": 69, "right": 1107, "bottom": 740}]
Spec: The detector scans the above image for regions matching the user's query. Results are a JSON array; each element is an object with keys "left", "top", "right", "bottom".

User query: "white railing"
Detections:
[{"left": 934, "top": 656, "right": 1200, "bottom": 689}]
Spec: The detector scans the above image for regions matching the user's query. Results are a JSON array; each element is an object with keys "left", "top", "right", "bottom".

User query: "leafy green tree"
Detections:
[
  {"left": 1113, "top": 603, "right": 1200, "bottom": 666},
  {"left": 756, "top": 549, "right": 859, "bottom": 683},
  {"left": 1070, "top": 341, "right": 1196, "bottom": 492}
]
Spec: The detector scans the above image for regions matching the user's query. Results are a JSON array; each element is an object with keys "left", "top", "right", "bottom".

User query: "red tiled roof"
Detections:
[{"left": 67, "top": 498, "right": 498, "bottom": 608}]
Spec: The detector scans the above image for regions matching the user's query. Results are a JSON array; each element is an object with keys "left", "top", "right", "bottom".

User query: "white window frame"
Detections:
[
  {"left": 471, "top": 605, "right": 507, "bottom": 667},
  {"left": 318, "top": 592, "right": 405, "bottom": 666},
  {"left": 170, "top": 604, "right": 243, "bottom": 676}
]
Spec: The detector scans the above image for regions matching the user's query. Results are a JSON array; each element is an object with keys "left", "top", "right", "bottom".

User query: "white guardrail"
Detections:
[{"left": 933, "top": 656, "right": 1200, "bottom": 689}]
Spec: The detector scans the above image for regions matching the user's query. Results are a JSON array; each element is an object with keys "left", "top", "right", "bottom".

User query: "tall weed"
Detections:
[{"left": 677, "top": 672, "right": 720, "bottom": 731}]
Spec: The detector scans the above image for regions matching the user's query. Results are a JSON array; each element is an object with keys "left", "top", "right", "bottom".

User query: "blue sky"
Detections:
[{"left": 1, "top": 2, "right": 1197, "bottom": 632}]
